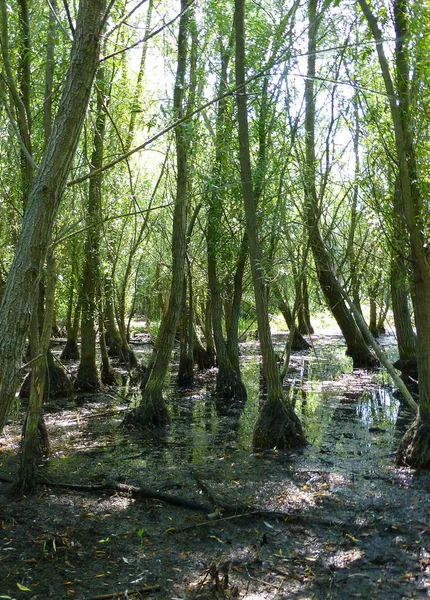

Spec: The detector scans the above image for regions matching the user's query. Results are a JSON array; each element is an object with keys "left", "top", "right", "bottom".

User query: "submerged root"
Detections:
[
  {"left": 123, "top": 390, "right": 171, "bottom": 429},
  {"left": 396, "top": 418, "right": 430, "bottom": 469},
  {"left": 253, "top": 397, "right": 306, "bottom": 451}
]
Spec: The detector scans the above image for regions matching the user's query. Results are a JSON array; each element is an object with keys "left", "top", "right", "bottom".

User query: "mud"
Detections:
[{"left": 0, "top": 332, "right": 429, "bottom": 599}]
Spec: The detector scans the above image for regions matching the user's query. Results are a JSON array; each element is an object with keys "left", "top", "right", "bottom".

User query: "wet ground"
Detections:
[{"left": 0, "top": 331, "right": 429, "bottom": 599}]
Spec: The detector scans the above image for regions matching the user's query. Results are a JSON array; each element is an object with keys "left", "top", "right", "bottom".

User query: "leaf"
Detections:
[
  {"left": 346, "top": 533, "right": 358, "bottom": 543},
  {"left": 16, "top": 583, "right": 31, "bottom": 591},
  {"left": 263, "top": 521, "right": 274, "bottom": 529}
]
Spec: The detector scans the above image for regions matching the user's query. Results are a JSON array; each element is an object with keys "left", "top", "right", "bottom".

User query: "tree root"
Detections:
[
  {"left": 122, "top": 385, "right": 171, "bottom": 429},
  {"left": 215, "top": 368, "right": 247, "bottom": 402},
  {"left": 252, "top": 398, "right": 306, "bottom": 451},
  {"left": 396, "top": 418, "right": 430, "bottom": 469}
]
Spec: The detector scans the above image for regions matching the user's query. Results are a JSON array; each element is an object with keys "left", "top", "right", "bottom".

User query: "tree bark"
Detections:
[
  {"left": 17, "top": 251, "right": 56, "bottom": 493},
  {"left": 235, "top": 0, "right": 305, "bottom": 450},
  {"left": 0, "top": 0, "right": 106, "bottom": 435}
]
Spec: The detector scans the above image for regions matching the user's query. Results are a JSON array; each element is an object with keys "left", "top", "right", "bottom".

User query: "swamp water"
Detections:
[{"left": 1, "top": 332, "right": 429, "bottom": 600}]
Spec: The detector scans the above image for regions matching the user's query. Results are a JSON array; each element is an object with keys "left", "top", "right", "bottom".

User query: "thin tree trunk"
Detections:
[
  {"left": 235, "top": 0, "right": 305, "bottom": 450},
  {"left": 75, "top": 65, "right": 108, "bottom": 393},
  {"left": 0, "top": 0, "right": 106, "bottom": 434},
  {"left": 124, "top": 0, "right": 191, "bottom": 428},
  {"left": 304, "top": 0, "right": 376, "bottom": 368}
]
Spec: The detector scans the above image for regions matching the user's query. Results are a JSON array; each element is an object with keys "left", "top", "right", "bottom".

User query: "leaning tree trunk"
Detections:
[
  {"left": 235, "top": 0, "right": 305, "bottom": 450},
  {"left": 0, "top": 0, "right": 106, "bottom": 435},
  {"left": 359, "top": 0, "right": 430, "bottom": 467},
  {"left": 124, "top": 0, "right": 191, "bottom": 429},
  {"left": 304, "top": 0, "right": 376, "bottom": 369}
]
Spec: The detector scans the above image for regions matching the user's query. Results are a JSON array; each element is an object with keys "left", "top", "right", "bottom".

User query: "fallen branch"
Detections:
[
  {"left": 40, "top": 477, "right": 214, "bottom": 513},
  {"left": 191, "top": 471, "right": 345, "bottom": 527}
]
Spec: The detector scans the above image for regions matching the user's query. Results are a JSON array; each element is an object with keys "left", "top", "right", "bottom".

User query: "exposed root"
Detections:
[
  {"left": 253, "top": 398, "right": 306, "bottom": 451},
  {"left": 20, "top": 364, "right": 73, "bottom": 399},
  {"left": 215, "top": 367, "right": 247, "bottom": 402},
  {"left": 349, "top": 349, "right": 379, "bottom": 369},
  {"left": 396, "top": 418, "right": 430, "bottom": 469},
  {"left": 75, "top": 364, "right": 102, "bottom": 393},
  {"left": 122, "top": 390, "right": 171, "bottom": 429},
  {"left": 101, "top": 366, "right": 118, "bottom": 386},
  {"left": 60, "top": 340, "right": 80, "bottom": 360}
]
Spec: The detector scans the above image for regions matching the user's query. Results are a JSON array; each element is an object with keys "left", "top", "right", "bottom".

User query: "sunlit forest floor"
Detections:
[{"left": 1, "top": 329, "right": 429, "bottom": 599}]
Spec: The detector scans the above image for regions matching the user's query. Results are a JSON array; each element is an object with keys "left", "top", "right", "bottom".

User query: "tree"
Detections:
[
  {"left": 358, "top": 0, "right": 430, "bottom": 467},
  {"left": 124, "top": 0, "right": 192, "bottom": 428},
  {"left": 302, "top": 0, "right": 377, "bottom": 369},
  {"left": 235, "top": 0, "right": 306, "bottom": 450},
  {"left": 0, "top": 0, "right": 107, "bottom": 434}
]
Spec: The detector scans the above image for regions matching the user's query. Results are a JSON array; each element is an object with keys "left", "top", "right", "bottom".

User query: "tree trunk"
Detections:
[
  {"left": 390, "top": 181, "right": 417, "bottom": 361},
  {"left": 358, "top": 0, "right": 430, "bottom": 467},
  {"left": 0, "top": 0, "right": 106, "bottom": 435},
  {"left": 61, "top": 294, "right": 81, "bottom": 360},
  {"left": 17, "top": 251, "right": 56, "bottom": 493},
  {"left": 75, "top": 64, "right": 108, "bottom": 393},
  {"left": 296, "top": 276, "right": 314, "bottom": 336},
  {"left": 304, "top": 0, "right": 376, "bottom": 368},
  {"left": 104, "top": 275, "right": 127, "bottom": 360},
  {"left": 124, "top": 0, "right": 191, "bottom": 429},
  {"left": 273, "top": 284, "right": 311, "bottom": 351},
  {"left": 206, "top": 28, "right": 247, "bottom": 401},
  {"left": 226, "top": 233, "right": 248, "bottom": 372},
  {"left": 235, "top": 0, "right": 305, "bottom": 450},
  {"left": 177, "top": 270, "right": 194, "bottom": 387}
]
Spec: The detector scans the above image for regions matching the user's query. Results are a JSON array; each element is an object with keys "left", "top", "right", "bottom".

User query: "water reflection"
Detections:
[{"left": 34, "top": 334, "right": 414, "bottom": 479}]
